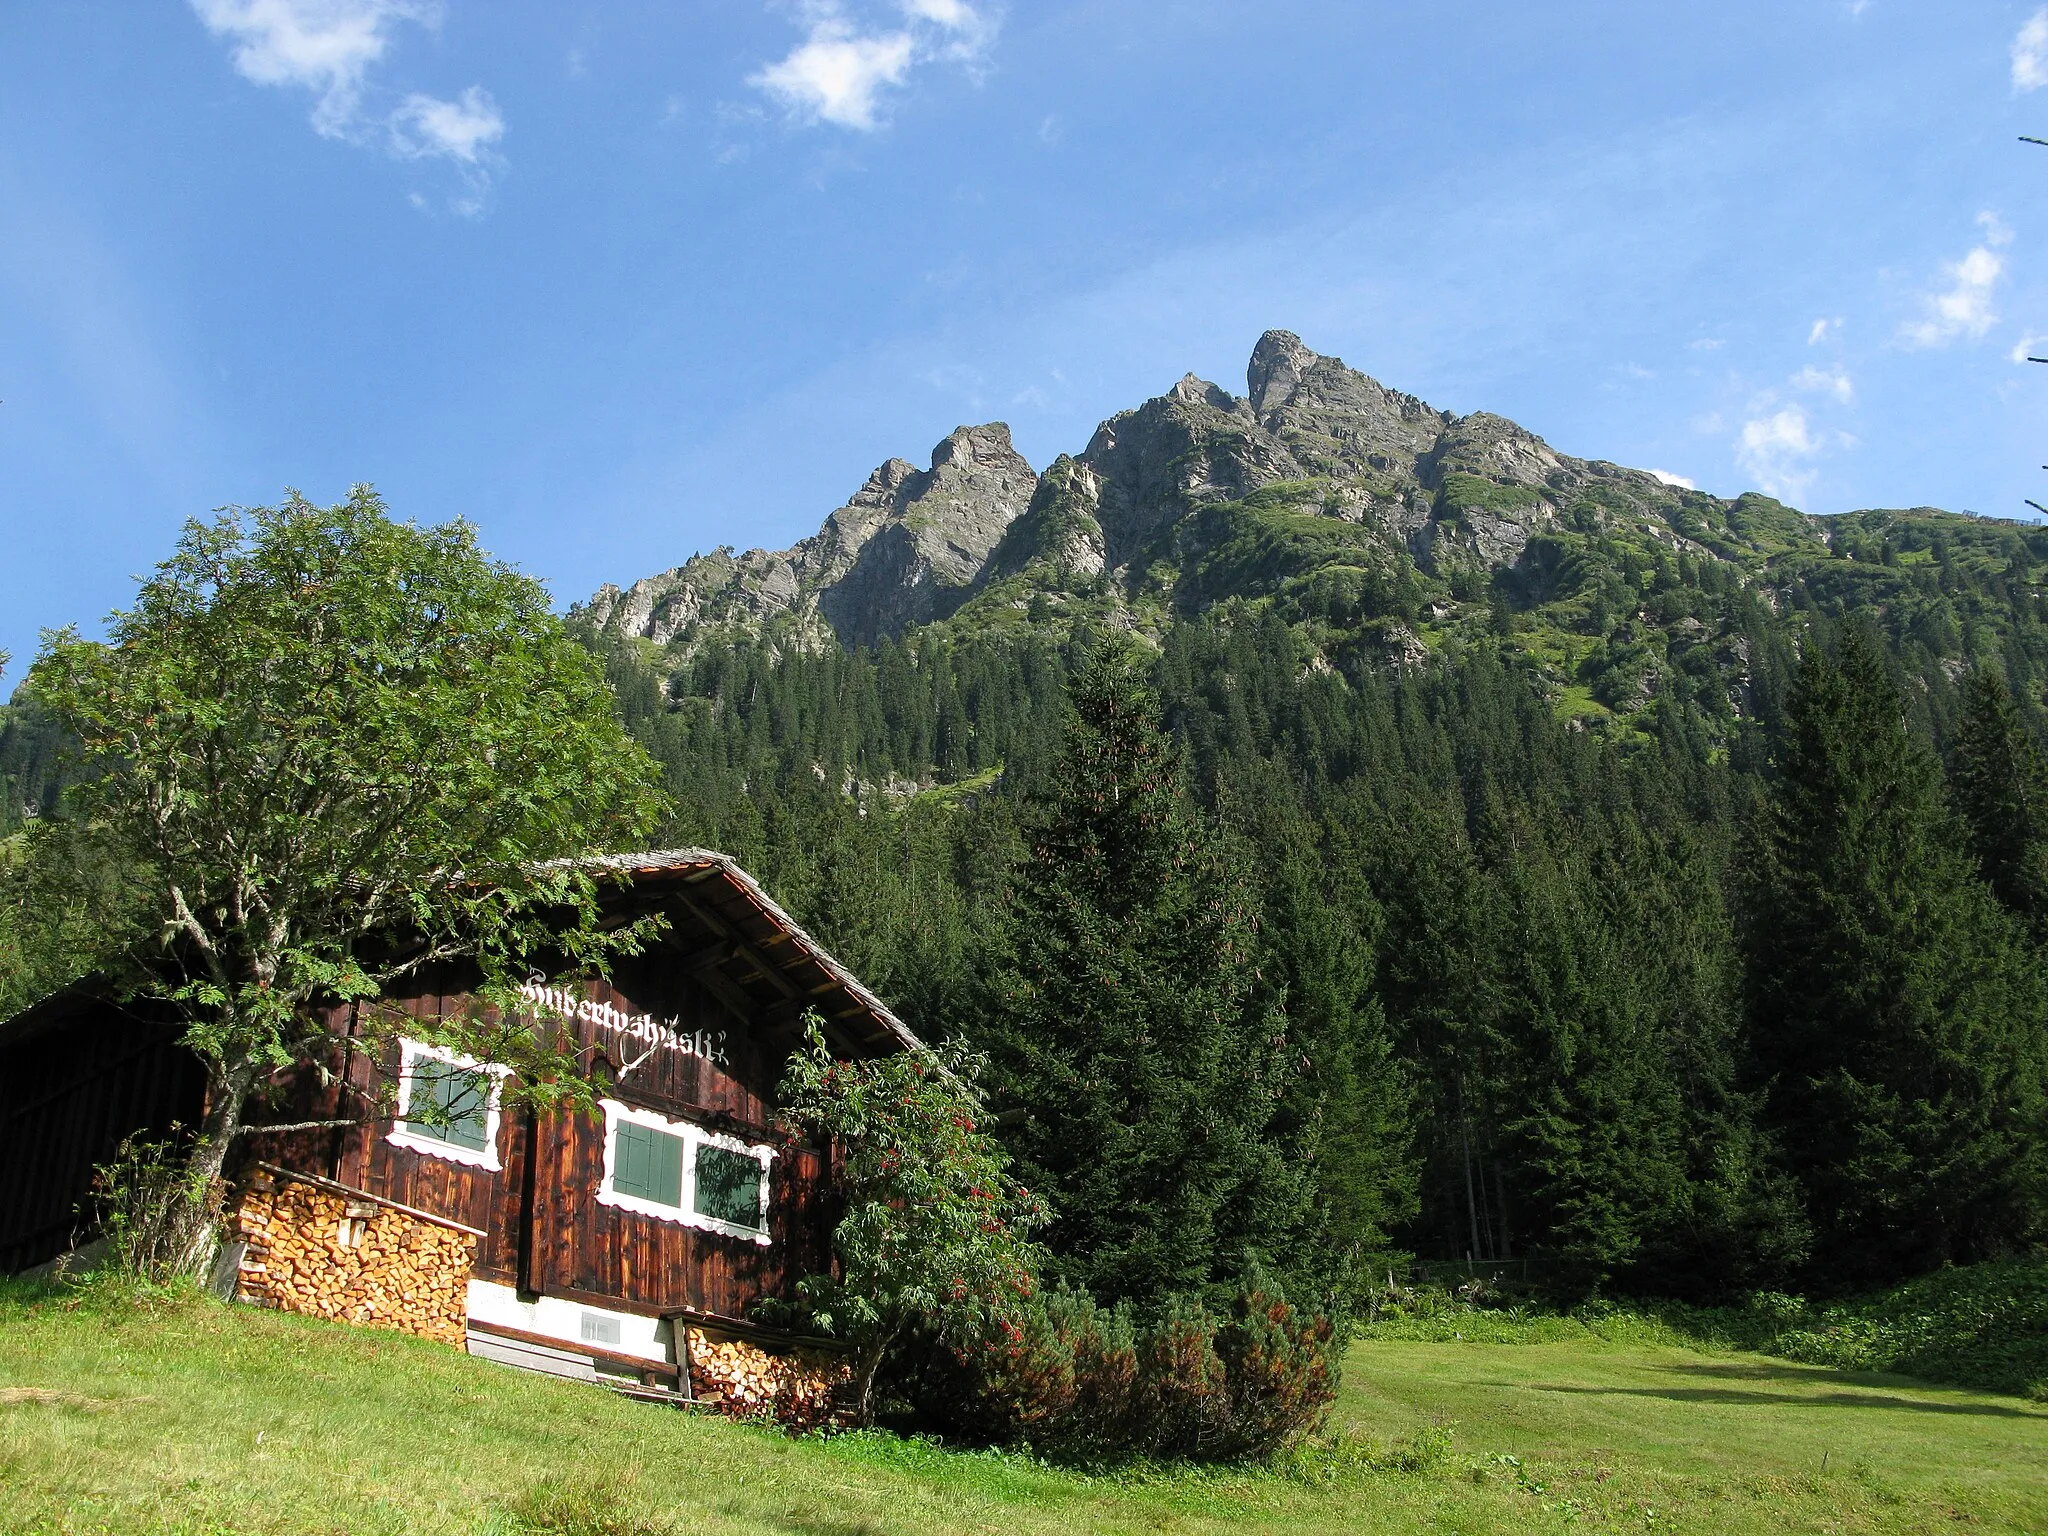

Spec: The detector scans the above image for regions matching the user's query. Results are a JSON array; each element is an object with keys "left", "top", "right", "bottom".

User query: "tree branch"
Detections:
[{"left": 232, "top": 1116, "right": 385, "bottom": 1138}]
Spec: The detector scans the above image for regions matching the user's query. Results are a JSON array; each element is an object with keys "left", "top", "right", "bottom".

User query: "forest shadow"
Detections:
[{"left": 1508, "top": 1360, "right": 2045, "bottom": 1419}]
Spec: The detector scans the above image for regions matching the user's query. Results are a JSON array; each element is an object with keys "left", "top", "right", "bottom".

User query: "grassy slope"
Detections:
[{"left": 2, "top": 1289, "right": 2044, "bottom": 1535}]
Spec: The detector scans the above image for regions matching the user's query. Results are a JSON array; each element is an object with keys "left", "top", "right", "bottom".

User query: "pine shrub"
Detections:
[{"left": 909, "top": 1278, "right": 1338, "bottom": 1463}]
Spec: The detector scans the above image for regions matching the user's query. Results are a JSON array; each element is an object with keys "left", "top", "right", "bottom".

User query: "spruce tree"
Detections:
[
  {"left": 1747, "top": 627, "right": 2048, "bottom": 1284},
  {"left": 1255, "top": 816, "right": 1417, "bottom": 1299},
  {"left": 1950, "top": 667, "right": 2048, "bottom": 930},
  {"left": 980, "top": 643, "right": 1313, "bottom": 1307},
  {"left": 1481, "top": 811, "right": 1692, "bottom": 1290}
]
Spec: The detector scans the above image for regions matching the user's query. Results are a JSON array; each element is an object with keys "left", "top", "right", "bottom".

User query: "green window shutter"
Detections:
[
  {"left": 693, "top": 1144, "right": 765, "bottom": 1231},
  {"left": 613, "top": 1121, "right": 684, "bottom": 1207},
  {"left": 407, "top": 1061, "right": 490, "bottom": 1151}
]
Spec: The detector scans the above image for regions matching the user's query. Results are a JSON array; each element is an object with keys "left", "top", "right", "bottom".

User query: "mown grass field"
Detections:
[{"left": 1, "top": 1285, "right": 2043, "bottom": 1535}]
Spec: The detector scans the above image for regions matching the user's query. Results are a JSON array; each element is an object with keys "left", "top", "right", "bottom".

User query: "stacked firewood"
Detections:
[
  {"left": 686, "top": 1331, "right": 852, "bottom": 1430},
  {"left": 232, "top": 1174, "right": 475, "bottom": 1347}
]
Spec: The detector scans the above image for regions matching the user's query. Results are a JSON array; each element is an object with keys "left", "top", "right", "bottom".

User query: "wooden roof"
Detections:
[
  {"left": 0, "top": 852, "right": 925, "bottom": 1064},
  {"left": 575, "top": 849, "right": 923, "bottom": 1061}
]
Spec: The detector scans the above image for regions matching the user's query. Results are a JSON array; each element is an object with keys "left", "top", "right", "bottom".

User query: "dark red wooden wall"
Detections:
[{"left": 296, "top": 959, "right": 835, "bottom": 1322}]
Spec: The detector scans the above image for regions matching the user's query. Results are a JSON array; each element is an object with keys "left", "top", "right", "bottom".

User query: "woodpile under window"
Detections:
[
  {"left": 232, "top": 1170, "right": 476, "bottom": 1347},
  {"left": 684, "top": 1328, "right": 851, "bottom": 1430}
]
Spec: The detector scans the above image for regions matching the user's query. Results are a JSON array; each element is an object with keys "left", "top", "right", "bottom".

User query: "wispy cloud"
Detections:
[
  {"left": 1901, "top": 213, "right": 2010, "bottom": 348},
  {"left": 2015, "top": 9, "right": 2048, "bottom": 91},
  {"left": 389, "top": 85, "right": 503, "bottom": 163},
  {"left": 1792, "top": 364, "right": 1854, "bottom": 402},
  {"left": 1737, "top": 405, "right": 1821, "bottom": 502},
  {"left": 1807, "top": 316, "right": 1841, "bottom": 345},
  {"left": 191, "top": 0, "right": 430, "bottom": 133},
  {"left": 750, "top": 1, "right": 998, "bottom": 131},
  {"left": 190, "top": 0, "right": 504, "bottom": 212},
  {"left": 753, "top": 26, "right": 915, "bottom": 129},
  {"left": 1647, "top": 469, "right": 1695, "bottom": 490},
  {"left": 388, "top": 85, "right": 504, "bottom": 212}
]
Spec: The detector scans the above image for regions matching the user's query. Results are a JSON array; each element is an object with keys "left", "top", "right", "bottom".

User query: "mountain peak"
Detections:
[
  {"left": 583, "top": 331, "right": 1766, "bottom": 659},
  {"left": 1248, "top": 329, "right": 1319, "bottom": 414}
]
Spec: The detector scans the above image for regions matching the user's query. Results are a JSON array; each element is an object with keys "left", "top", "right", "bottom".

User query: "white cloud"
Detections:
[
  {"left": 1647, "top": 469, "right": 1694, "bottom": 490},
  {"left": 190, "top": 0, "right": 432, "bottom": 136},
  {"left": 2012, "top": 334, "right": 2048, "bottom": 364},
  {"left": 1737, "top": 406, "right": 1822, "bottom": 502},
  {"left": 2016, "top": 9, "right": 2048, "bottom": 91},
  {"left": 1688, "top": 337, "right": 1724, "bottom": 351},
  {"left": 1807, "top": 316, "right": 1841, "bottom": 344},
  {"left": 389, "top": 86, "right": 503, "bottom": 163},
  {"left": 191, "top": 0, "right": 505, "bottom": 213},
  {"left": 750, "top": 1, "right": 997, "bottom": 131},
  {"left": 1792, "top": 364, "right": 1854, "bottom": 402},
  {"left": 1901, "top": 214, "right": 2009, "bottom": 348},
  {"left": 751, "top": 23, "right": 915, "bottom": 129}
]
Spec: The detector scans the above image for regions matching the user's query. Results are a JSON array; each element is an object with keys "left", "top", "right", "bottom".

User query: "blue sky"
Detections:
[{"left": 4, "top": 1, "right": 2048, "bottom": 669}]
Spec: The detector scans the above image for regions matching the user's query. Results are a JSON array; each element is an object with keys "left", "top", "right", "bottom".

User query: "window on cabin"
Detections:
[
  {"left": 403, "top": 1058, "right": 492, "bottom": 1152},
  {"left": 595, "top": 1099, "right": 775, "bottom": 1243},
  {"left": 388, "top": 1039, "right": 507, "bottom": 1171},
  {"left": 611, "top": 1119, "right": 685, "bottom": 1208},
  {"left": 694, "top": 1143, "right": 766, "bottom": 1232}
]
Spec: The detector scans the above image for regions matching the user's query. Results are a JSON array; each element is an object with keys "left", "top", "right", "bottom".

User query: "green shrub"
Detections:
[
  {"left": 1766, "top": 1262, "right": 2048, "bottom": 1397},
  {"left": 909, "top": 1279, "right": 1339, "bottom": 1463},
  {"left": 1211, "top": 1284, "right": 1341, "bottom": 1459},
  {"left": 90, "top": 1131, "right": 223, "bottom": 1284}
]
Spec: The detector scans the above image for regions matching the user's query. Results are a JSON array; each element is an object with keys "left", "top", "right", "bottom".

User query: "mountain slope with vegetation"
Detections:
[
  {"left": 552, "top": 334, "right": 2048, "bottom": 1308},
  {"left": 581, "top": 329, "right": 2048, "bottom": 750}
]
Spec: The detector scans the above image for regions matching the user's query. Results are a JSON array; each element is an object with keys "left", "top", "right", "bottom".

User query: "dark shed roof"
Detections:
[{"left": 568, "top": 849, "right": 922, "bottom": 1059}]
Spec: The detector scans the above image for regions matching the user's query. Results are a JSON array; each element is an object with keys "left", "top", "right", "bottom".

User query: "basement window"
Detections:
[
  {"left": 387, "top": 1039, "right": 508, "bottom": 1171},
  {"left": 595, "top": 1099, "right": 775, "bottom": 1245}
]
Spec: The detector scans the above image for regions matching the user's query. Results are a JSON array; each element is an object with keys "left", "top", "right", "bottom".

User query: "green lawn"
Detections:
[{"left": 1, "top": 1286, "right": 2043, "bottom": 1534}]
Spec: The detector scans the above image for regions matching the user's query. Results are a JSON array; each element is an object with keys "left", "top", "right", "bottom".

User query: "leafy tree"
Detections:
[
  {"left": 980, "top": 643, "right": 1314, "bottom": 1307},
  {"left": 1950, "top": 666, "right": 2048, "bottom": 929},
  {"left": 27, "top": 489, "right": 668, "bottom": 1273},
  {"left": 777, "top": 1019, "right": 1047, "bottom": 1424},
  {"left": 1746, "top": 626, "right": 2048, "bottom": 1285}
]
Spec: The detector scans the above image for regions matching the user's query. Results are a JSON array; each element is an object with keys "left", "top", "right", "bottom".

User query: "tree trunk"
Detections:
[
  {"left": 853, "top": 1324, "right": 900, "bottom": 1427},
  {"left": 170, "top": 1053, "right": 260, "bottom": 1280}
]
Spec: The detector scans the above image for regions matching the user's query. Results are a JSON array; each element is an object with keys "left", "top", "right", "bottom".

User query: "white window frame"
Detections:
[
  {"left": 387, "top": 1039, "right": 509, "bottom": 1172},
  {"left": 594, "top": 1098, "right": 776, "bottom": 1246}
]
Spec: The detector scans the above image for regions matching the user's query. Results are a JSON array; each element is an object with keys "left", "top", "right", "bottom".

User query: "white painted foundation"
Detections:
[{"left": 465, "top": 1278, "right": 672, "bottom": 1364}]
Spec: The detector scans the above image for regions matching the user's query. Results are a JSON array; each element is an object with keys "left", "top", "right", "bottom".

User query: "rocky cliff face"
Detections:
[
  {"left": 583, "top": 331, "right": 1816, "bottom": 655},
  {"left": 582, "top": 422, "right": 1037, "bottom": 652}
]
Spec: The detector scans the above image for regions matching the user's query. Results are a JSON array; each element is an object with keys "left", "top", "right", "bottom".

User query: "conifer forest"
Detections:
[{"left": 457, "top": 503, "right": 2048, "bottom": 1311}]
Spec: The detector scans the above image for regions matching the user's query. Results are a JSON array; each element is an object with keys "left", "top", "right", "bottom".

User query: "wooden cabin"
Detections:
[{"left": 0, "top": 850, "right": 917, "bottom": 1408}]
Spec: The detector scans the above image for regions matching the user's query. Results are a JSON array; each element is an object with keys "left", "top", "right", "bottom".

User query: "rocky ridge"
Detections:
[
  {"left": 584, "top": 422, "right": 1037, "bottom": 654},
  {"left": 585, "top": 333, "right": 1980, "bottom": 722}
]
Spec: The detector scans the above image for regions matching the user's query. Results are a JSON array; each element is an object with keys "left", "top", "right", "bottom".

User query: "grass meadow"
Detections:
[{"left": 0, "top": 1282, "right": 2043, "bottom": 1535}]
